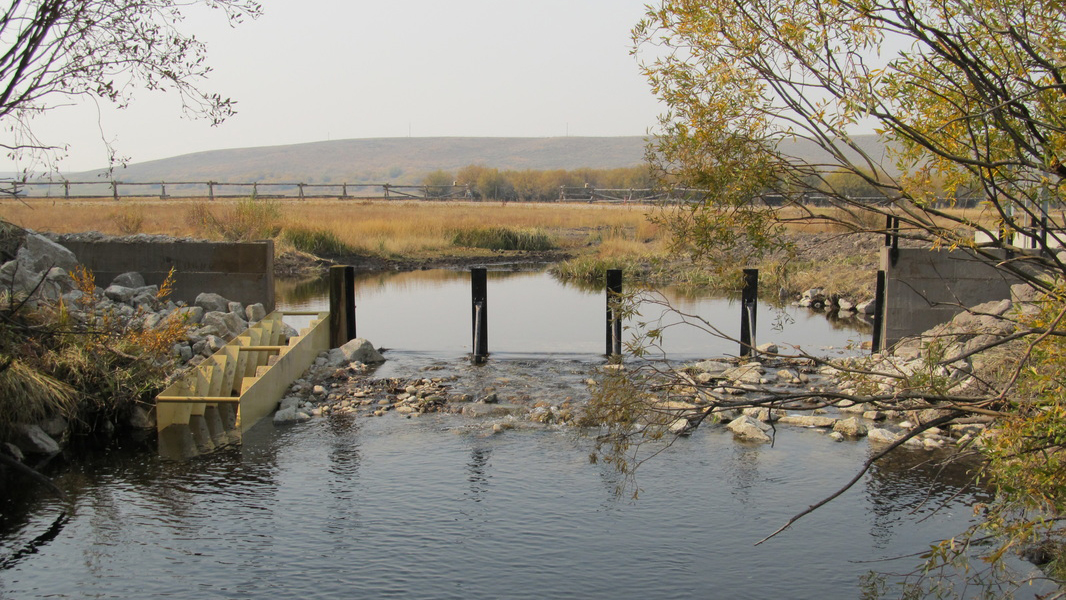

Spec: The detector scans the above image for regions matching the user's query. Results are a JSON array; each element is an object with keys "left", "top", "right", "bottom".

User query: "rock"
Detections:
[
  {"left": 855, "top": 300, "right": 876, "bottom": 315},
  {"left": 173, "top": 306, "right": 205, "bottom": 325},
  {"left": 828, "top": 431, "right": 845, "bottom": 442},
  {"left": 0, "top": 259, "right": 38, "bottom": 298},
  {"left": 460, "top": 403, "right": 524, "bottom": 418},
  {"left": 742, "top": 406, "right": 781, "bottom": 422},
  {"left": 691, "top": 360, "right": 731, "bottom": 378},
  {"left": 668, "top": 417, "right": 695, "bottom": 435},
  {"left": 726, "top": 415, "right": 773, "bottom": 443},
  {"left": 201, "top": 311, "right": 247, "bottom": 339},
  {"left": 832, "top": 417, "right": 868, "bottom": 437},
  {"left": 756, "top": 342, "right": 778, "bottom": 355},
  {"left": 2, "top": 442, "right": 25, "bottom": 462},
  {"left": 838, "top": 299, "right": 855, "bottom": 312},
  {"left": 278, "top": 396, "right": 302, "bottom": 411},
  {"left": 128, "top": 405, "right": 155, "bottom": 429},
  {"left": 17, "top": 233, "right": 78, "bottom": 274},
  {"left": 331, "top": 338, "right": 385, "bottom": 365},
  {"left": 195, "top": 292, "right": 230, "bottom": 313},
  {"left": 41, "top": 267, "right": 76, "bottom": 300},
  {"left": 38, "top": 416, "right": 68, "bottom": 438},
  {"left": 799, "top": 288, "right": 826, "bottom": 309},
  {"left": 246, "top": 303, "right": 267, "bottom": 322},
  {"left": 273, "top": 407, "right": 311, "bottom": 425},
  {"left": 479, "top": 392, "right": 499, "bottom": 404},
  {"left": 867, "top": 427, "right": 899, "bottom": 444},
  {"left": 778, "top": 414, "right": 837, "bottom": 428},
  {"left": 111, "top": 272, "right": 145, "bottom": 288},
  {"left": 11, "top": 423, "right": 60, "bottom": 455},
  {"left": 722, "top": 362, "right": 765, "bottom": 385}
]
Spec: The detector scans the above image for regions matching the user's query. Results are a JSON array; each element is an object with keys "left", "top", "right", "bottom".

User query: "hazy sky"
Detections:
[{"left": 13, "top": 0, "right": 664, "bottom": 174}]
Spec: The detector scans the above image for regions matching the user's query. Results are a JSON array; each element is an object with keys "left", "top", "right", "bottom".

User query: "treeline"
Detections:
[{"left": 421, "top": 165, "right": 654, "bottom": 201}]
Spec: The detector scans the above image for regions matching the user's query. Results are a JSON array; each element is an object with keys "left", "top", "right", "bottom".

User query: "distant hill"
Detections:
[{"left": 71, "top": 137, "right": 651, "bottom": 186}]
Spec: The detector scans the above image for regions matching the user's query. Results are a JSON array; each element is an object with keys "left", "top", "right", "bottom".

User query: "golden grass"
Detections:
[{"left": 1, "top": 197, "right": 663, "bottom": 257}]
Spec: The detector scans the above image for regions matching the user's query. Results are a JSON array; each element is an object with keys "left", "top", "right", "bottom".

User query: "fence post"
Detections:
[
  {"left": 342, "top": 183, "right": 348, "bottom": 199},
  {"left": 160, "top": 182, "right": 167, "bottom": 199},
  {"left": 64, "top": 181, "right": 70, "bottom": 199},
  {"left": 329, "top": 265, "right": 356, "bottom": 348},
  {"left": 111, "top": 181, "right": 119, "bottom": 201},
  {"left": 298, "top": 183, "right": 305, "bottom": 200},
  {"left": 471, "top": 268, "right": 488, "bottom": 362},
  {"left": 872, "top": 270, "right": 886, "bottom": 354},
  {"left": 739, "top": 269, "right": 758, "bottom": 358},
  {"left": 606, "top": 269, "right": 623, "bottom": 357},
  {"left": 208, "top": 182, "right": 215, "bottom": 201}
]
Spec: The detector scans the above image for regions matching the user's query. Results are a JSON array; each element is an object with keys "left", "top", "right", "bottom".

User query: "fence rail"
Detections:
[{"left": 2, "top": 178, "right": 988, "bottom": 207}]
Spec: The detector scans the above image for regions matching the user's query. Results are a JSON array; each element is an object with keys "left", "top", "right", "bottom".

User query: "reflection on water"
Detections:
[
  {"left": 0, "top": 414, "right": 1015, "bottom": 600},
  {"left": 0, "top": 269, "right": 1033, "bottom": 599},
  {"left": 278, "top": 268, "right": 870, "bottom": 359}
]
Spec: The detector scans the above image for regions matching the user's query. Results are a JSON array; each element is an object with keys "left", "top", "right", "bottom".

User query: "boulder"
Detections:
[
  {"left": 778, "top": 414, "right": 837, "bottom": 428},
  {"left": 128, "top": 405, "right": 155, "bottom": 429},
  {"left": 756, "top": 342, "right": 779, "bottom": 355},
  {"left": 194, "top": 292, "right": 230, "bottom": 313},
  {"left": 173, "top": 306, "right": 205, "bottom": 325},
  {"left": 331, "top": 338, "right": 385, "bottom": 365},
  {"left": 726, "top": 415, "right": 773, "bottom": 443},
  {"left": 111, "top": 272, "right": 146, "bottom": 288},
  {"left": 103, "top": 285, "right": 136, "bottom": 304},
  {"left": 0, "top": 259, "right": 38, "bottom": 297},
  {"left": 11, "top": 423, "right": 60, "bottom": 455},
  {"left": 832, "top": 417, "right": 868, "bottom": 437},
  {"left": 273, "top": 407, "right": 311, "bottom": 425},
  {"left": 867, "top": 427, "right": 899, "bottom": 444},
  {"left": 722, "top": 362, "right": 767, "bottom": 385},
  {"left": 246, "top": 303, "right": 267, "bottom": 323},
  {"left": 201, "top": 311, "right": 247, "bottom": 340},
  {"left": 17, "top": 233, "right": 77, "bottom": 274}
]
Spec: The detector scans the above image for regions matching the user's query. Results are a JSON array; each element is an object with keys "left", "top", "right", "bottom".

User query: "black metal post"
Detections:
[
  {"left": 471, "top": 268, "right": 488, "bottom": 362},
  {"left": 739, "top": 269, "right": 758, "bottom": 358},
  {"left": 329, "top": 265, "right": 356, "bottom": 348},
  {"left": 606, "top": 269, "right": 623, "bottom": 357},
  {"left": 872, "top": 269, "right": 886, "bottom": 353},
  {"left": 344, "top": 265, "right": 356, "bottom": 341}
]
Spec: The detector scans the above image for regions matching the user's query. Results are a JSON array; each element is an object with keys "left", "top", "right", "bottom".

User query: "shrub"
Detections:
[
  {"left": 282, "top": 226, "right": 355, "bottom": 256},
  {"left": 451, "top": 227, "right": 555, "bottom": 251},
  {"left": 183, "top": 197, "right": 281, "bottom": 241}
]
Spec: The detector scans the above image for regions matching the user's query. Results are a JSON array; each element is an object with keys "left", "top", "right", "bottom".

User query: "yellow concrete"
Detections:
[{"left": 155, "top": 310, "right": 331, "bottom": 456}]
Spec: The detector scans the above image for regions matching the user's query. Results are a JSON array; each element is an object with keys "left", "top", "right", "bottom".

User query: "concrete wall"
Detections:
[
  {"left": 880, "top": 246, "right": 1019, "bottom": 348},
  {"left": 58, "top": 239, "right": 274, "bottom": 311}
]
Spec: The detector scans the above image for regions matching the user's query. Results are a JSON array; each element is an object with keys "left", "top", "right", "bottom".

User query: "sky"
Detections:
[{"left": 11, "top": 0, "right": 665, "bottom": 174}]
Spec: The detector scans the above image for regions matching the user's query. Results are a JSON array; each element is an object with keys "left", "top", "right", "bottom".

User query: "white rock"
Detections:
[
  {"left": 832, "top": 417, "right": 868, "bottom": 437},
  {"left": 867, "top": 427, "right": 899, "bottom": 444},
  {"left": 273, "top": 407, "right": 311, "bottom": 425},
  {"left": 726, "top": 415, "right": 773, "bottom": 443},
  {"left": 778, "top": 415, "right": 837, "bottom": 428},
  {"left": 331, "top": 338, "right": 385, "bottom": 365}
]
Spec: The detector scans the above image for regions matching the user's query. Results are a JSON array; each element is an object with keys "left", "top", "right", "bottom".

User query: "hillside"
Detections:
[{"left": 72, "top": 137, "right": 650, "bottom": 185}]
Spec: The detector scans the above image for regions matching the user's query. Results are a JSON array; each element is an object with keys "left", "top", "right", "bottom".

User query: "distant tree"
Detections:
[
  {"left": 421, "top": 169, "right": 454, "bottom": 198},
  {"left": 0, "top": 0, "right": 261, "bottom": 173},
  {"left": 475, "top": 167, "right": 513, "bottom": 201}
]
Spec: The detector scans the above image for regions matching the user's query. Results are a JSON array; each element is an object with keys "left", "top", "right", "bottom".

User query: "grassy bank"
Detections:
[{"left": 1, "top": 196, "right": 987, "bottom": 301}]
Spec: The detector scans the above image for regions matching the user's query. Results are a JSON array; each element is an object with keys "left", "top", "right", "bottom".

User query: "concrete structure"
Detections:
[
  {"left": 155, "top": 310, "right": 330, "bottom": 459},
  {"left": 880, "top": 247, "right": 1023, "bottom": 348},
  {"left": 57, "top": 239, "right": 274, "bottom": 310}
]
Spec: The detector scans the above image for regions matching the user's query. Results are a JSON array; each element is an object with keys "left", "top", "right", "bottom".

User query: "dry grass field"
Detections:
[{"left": 0, "top": 196, "right": 666, "bottom": 257}]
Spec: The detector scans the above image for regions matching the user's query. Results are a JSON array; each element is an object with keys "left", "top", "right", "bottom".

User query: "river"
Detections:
[{"left": 0, "top": 268, "right": 1045, "bottom": 598}]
